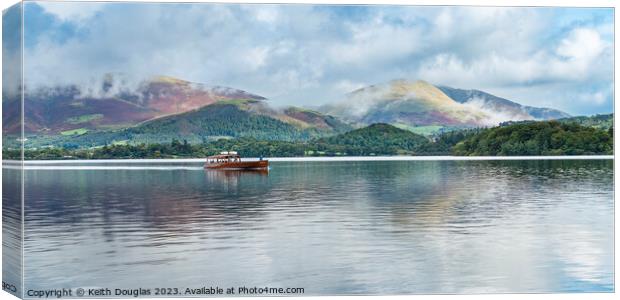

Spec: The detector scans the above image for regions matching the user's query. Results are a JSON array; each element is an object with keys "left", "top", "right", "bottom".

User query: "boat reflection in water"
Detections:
[
  {"left": 204, "top": 168, "right": 269, "bottom": 192},
  {"left": 204, "top": 151, "right": 269, "bottom": 192}
]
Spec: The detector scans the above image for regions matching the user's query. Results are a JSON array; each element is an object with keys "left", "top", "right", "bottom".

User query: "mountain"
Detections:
[
  {"left": 322, "top": 80, "right": 489, "bottom": 129},
  {"left": 126, "top": 99, "right": 351, "bottom": 141},
  {"left": 282, "top": 107, "right": 351, "bottom": 131},
  {"left": 10, "top": 75, "right": 351, "bottom": 147},
  {"left": 321, "top": 79, "right": 571, "bottom": 134},
  {"left": 438, "top": 86, "right": 571, "bottom": 120},
  {"left": 9, "top": 75, "right": 579, "bottom": 149},
  {"left": 30, "top": 99, "right": 352, "bottom": 148},
  {"left": 9, "top": 75, "right": 266, "bottom": 135}
]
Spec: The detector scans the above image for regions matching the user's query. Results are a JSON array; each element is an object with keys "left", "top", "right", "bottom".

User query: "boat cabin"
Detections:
[
  {"left": 204, "top": 151, "right": 268, "bottom": 170},
  {"left": 207, "top": 151, "right": 241, "bottom": 164}
]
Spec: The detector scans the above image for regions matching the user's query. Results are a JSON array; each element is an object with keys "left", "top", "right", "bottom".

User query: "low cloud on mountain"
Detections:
[{"left": 15, "top": 2, "right": 614, "bottom": 116}]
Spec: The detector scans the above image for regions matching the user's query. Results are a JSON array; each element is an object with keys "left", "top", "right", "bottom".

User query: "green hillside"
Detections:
[
  {"left": 283, "top": 106, "right": 352, "bottom": 133},
  {"left": 15, "top": 123, "right": 432, "bottom": 159},
  {"left": 12, "top": 118, "right": 613, "bottom": 159},
  {"left": 125, "top": 100, "right": 352, "bottom": 141},
  {"left": 311, "top": 123, "right": 431, "bottom": 155},
  {"left": 127, "top": 100, "right": 311, "bottom": 141},
  {"left": 452, "top": 121, "right": 613, "bottom": 156},
  {"left": 21, "top": 100, "right": 352, "bottom": 149}
]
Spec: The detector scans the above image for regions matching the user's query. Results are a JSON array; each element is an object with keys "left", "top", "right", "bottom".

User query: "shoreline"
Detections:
[{"left": 2, "top": 155, "right": 614, "bottom": 166}]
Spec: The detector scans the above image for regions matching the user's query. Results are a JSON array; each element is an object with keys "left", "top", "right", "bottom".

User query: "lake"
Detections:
[{"left": 3, "top": 158, "right": 614, "bottom": 295}]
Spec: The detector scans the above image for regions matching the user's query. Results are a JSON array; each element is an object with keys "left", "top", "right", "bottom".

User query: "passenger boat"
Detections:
[{"left": 204, "top": 151, "right": 269, "bottom": 170}]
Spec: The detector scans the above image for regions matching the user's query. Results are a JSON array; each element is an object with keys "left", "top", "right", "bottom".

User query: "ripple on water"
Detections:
[{"left": 13, "top": 160, "right": 614, "bottom": 293}]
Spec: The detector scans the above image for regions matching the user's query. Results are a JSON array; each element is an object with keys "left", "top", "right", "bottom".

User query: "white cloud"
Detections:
[
  {"left": 417, "top": 26, "right": 611, "bottom": 97},
  {"left": 22, "top": 3, "right": 613, "bottom": 114},
  {"left": 243, "top": 46, "right": 270, "bottom": 71},
  {"left": 252, "top": 6, "right": 280, "bottom": 24},
  {"left": 333, "top": 80, "right": 365, "bottom": 94},
  {"left": 549, "top": 28, "right": 610, "bottom": 81},
  {"left": 2, "top": 43, "right": 21, "bottom": 99},
  {"left": 577, "top": 91, "right": 608, "bottom": 106},
  {"left": 37, "top": 1, "right": 104, "bottom": 23},
  {"left": 416, "top": 53, "right": 541, "bottom": 89},
  {"left": 557, "top": 28, "right": 605, "bottom": 61},
  {"left": 462, "top": 97, "right": 534, "bottom": 125},
  {"left": 327, "top": 18, "right": 422, "bottom": 68}
]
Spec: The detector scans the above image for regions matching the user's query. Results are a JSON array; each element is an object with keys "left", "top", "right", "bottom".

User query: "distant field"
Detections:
[
  {"left": 393, "top": 124, "right": 445, "bottom": 135},
  {"left": 61, "top": 128, "right": 89, "bottom": 136},
  {"left": 66, "top": 114, "right": 104, "bottom": 124},
  {"left": 558, "top": 114, "right": 613, "bottom": 129}
]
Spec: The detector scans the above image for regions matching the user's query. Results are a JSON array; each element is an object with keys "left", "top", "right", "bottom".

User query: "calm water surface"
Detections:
[{"left": 7, "top": 160, "right": 614, "bottom": 294}]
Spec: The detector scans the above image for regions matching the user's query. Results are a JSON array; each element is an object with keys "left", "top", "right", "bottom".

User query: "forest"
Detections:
[
  {"left": 452, "top": 121, "right": 613, "bottom": 156},
  {"left": 5, "top": 119, "right": 613, "bottom": 160}
]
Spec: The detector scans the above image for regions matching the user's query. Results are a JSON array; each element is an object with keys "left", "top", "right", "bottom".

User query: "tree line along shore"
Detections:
[{"left": 4, "top": 119, "right": 613, "bottom": 160}]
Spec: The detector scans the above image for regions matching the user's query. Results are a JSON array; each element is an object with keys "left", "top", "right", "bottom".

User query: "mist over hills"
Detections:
[
  {"left": 3, "top": 74, "right": 580, "bottom": 149},
  {"left": 5, "top": 75, "right": 266, "bottom": 134},
  {"left": 437, "top": 86, "right": 570, "bottom": 120},
  {"left": 319, "top": 79, "right": 571, "bottom": 135}
]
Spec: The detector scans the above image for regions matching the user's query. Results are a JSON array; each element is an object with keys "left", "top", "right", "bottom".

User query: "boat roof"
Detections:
[{"left": 207, "top": 154, "right": 240, "bottom": 159}]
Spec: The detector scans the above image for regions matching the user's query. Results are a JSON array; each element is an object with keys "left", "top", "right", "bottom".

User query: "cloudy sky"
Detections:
[{"left": 21, "top": 1, "right": 613, "bottom": 115}]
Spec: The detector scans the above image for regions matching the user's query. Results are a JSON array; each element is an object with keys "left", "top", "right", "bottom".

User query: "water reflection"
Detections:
[
  {"left": 204, "top": 169, "right": 269, "bottom": 191},
  {"left": 19, "top": 160, "right": 613, "bottom": 294},
  {"left": 2, "top": 3, "right": 24, "bottom": 296},
  {"left": 2, "top": 167, "right": 23, "bottom": 298}
]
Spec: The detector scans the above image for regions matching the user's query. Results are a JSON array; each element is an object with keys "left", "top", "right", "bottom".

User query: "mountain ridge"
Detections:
[
  {"left": 321, "top": 79, "right": 490, "bottom": 129},
  {"left": 10, "top": 75, "right": 268, "bottom": 135},
  {"left": 321, "top": 79, "right": 571, "bottom": 133},
  {"left": 6, "top": 75, "right": 580, "bottom": 149},
  {"left": 437, "top": 85, "right": 571, "bottom": 120}
]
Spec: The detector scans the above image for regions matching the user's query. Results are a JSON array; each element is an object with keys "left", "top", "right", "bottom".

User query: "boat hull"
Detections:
[{"left": 205, "top": 160, "right": 269, "bottom": 170}]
